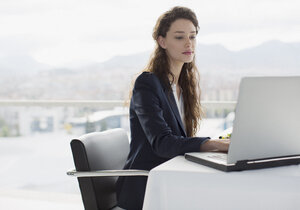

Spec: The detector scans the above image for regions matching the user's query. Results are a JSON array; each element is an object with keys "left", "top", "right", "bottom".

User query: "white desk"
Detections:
[{"left": 143, "top": 156, "right": 300, "bottom": 210}]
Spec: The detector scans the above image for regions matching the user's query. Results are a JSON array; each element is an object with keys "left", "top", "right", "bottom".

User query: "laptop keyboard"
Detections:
[{"left": 207, "top": 153, "right": 227, "bottom": 161}]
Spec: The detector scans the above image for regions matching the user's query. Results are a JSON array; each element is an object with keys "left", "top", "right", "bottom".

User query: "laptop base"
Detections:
[{"left": 184, "top": 153, "right": 300, "bottom": 172}]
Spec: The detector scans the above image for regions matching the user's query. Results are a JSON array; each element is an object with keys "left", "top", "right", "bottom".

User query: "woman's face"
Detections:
[{"left": 158, "top": 18, "right": 197, "bottom": 65}]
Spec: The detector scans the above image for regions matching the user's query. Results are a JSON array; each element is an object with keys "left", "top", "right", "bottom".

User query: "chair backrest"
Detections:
[{"left": 71, "top": 128, "right": 129, "bottom": 210}]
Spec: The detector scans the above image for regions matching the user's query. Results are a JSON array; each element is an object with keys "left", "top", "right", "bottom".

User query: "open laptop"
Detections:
[{"left": 185, "top": 76, "right": 300, "bottom": 172}]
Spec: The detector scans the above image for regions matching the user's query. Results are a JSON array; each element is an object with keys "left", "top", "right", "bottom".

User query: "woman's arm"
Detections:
[{"left": 132, "top": 73, "right": 209, "bottom": 158}]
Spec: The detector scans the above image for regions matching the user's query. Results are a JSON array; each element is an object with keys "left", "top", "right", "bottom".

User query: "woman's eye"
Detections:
[{"left": 175, "top": 36, "right": 196, "bottom": 40}]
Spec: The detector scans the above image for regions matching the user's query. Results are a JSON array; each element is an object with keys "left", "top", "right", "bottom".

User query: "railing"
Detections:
[
  {"left": 0, "top": 100, "right": 125, "bottom": 108},
  {"left": 0, "top": 100, "right": 236, "bottom": 109}
]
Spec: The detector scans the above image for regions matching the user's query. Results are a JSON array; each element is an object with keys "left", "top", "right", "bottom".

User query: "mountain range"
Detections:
[{"left": 1, "top": 40, "right": 299, "bottom": 100}]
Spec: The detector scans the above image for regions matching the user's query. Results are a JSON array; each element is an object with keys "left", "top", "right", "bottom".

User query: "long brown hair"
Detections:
[{"left": 128, "top": 6, "right": 204, "bottom": 137}]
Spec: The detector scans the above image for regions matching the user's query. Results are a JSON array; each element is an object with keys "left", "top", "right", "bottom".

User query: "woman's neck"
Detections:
[{"left": 169, "top": 59, "right": 184, "bottom": 85}]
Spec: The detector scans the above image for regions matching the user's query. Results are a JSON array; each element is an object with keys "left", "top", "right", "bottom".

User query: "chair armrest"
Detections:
[{"left": 67, "top": 169, "right": 149, "bottom": 177}]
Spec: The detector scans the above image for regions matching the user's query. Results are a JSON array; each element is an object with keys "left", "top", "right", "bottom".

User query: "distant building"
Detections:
[{"left": 67, "top": 107, "right": 129, "bottom": 135}]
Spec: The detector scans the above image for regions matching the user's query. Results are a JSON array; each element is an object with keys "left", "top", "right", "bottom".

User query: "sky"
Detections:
[{"left": 0, "top": 0, "right": 300, "bottom": 68}]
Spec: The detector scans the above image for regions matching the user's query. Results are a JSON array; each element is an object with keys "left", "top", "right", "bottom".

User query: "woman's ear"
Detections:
[{"left": 158, "top": 36, "right": 166, "bottom": 49}]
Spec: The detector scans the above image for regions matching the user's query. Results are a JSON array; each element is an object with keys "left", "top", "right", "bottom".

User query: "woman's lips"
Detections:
[{"left": 183, "top": 51, "right": 193, "bottom": 55}]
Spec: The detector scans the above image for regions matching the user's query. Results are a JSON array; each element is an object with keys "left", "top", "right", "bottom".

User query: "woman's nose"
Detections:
[{"left": 185, "top": 38, "right": 191, "bottom": 47}]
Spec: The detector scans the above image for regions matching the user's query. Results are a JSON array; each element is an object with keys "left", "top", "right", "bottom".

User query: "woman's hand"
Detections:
[{"left": 200, "top": 139, "right": 230, "bottom": 152}]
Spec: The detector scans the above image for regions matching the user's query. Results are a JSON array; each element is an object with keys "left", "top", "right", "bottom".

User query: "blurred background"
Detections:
[{"left": 0, "top": 0, "right": 300, "bottom": 209}]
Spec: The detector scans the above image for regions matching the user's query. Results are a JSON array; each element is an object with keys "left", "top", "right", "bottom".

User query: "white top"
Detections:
[{"left": 171, "top": 83, "right": 186, "bottom": 132}]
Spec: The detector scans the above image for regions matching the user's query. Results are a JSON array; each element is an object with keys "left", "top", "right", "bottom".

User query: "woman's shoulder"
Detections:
[{"left": 135, "top": 71, "right": 161, "bottom": 87}]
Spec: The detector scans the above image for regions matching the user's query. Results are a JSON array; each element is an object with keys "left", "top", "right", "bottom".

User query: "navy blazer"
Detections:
[{"left": 116, "top": 72, "right": 209, "bottom": 210}]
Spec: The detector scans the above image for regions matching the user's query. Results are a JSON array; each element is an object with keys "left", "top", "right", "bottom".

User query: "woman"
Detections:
[{"left": 116, "top": 6, "right": 230, "bottom": 210}]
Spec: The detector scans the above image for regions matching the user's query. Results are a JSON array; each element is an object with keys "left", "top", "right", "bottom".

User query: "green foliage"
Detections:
[
  {"left": 1, "top": 125, "right": 10, "bottom": 137},
  {"left": 0, "top": 117, "right": 10, "bottom": 137}
]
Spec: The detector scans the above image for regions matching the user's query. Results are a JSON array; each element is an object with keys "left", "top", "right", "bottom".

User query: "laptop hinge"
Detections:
[{"left": 234, "top": 155, "right": 300, "bottom": 171}]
